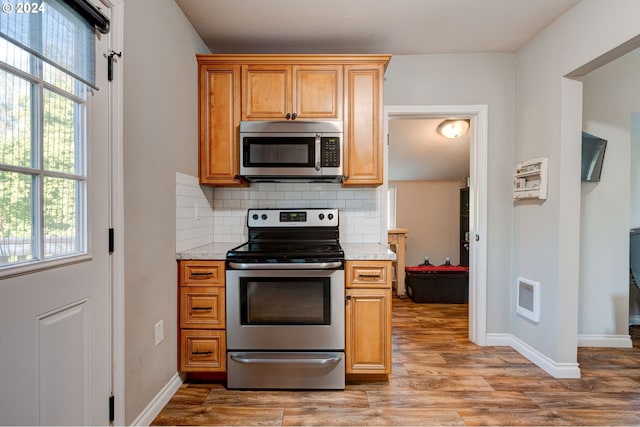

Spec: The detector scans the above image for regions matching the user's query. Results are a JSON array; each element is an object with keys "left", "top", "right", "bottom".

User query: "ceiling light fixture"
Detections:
[{"left": 437, "top": 119, "right": 470, "bottom": 139}]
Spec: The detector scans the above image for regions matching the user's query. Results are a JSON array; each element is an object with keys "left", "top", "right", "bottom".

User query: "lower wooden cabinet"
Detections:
[
  {"left": 179, "top": 330, "right": 226, "bottom": 372},
  {"left": 345, "top": 260, "right": 392, "bottom": 375},
  {"left": 178, "top": 260, "right": 226, "bottom": 373},
  {"left": 180, "top": 287, "right": 225, "bottom": 329}
]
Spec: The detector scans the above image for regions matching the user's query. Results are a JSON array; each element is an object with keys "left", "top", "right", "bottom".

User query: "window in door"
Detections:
[{"left": 0, "top": 1, "right": 97, "bottom": 271}]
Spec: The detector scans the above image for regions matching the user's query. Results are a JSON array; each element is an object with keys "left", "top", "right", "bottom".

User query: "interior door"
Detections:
[{"left": 0, "top": 13, "right": 112, "bottom": 426}]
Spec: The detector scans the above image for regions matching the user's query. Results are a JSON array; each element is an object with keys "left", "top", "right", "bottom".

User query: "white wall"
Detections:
[
  {"left": 513, "top": 0, "right": 640, "bottom": 372},
  {"left": 579, "top": 51, "right": 640, "bottom": 341},
  {"left": 123, "top": 0, "right": 209, "bottom": 423},
  {"left": 384, "top": 53, "right": 515, "bottom": 334},
  {"left": 632, "top": 113, "right": 640, "bottom": 320},
  {"left": 390, "top": 180, "right": 465, "bottom": 266},
  {"left": 632, "top": 113, "right": 640, "bottom": 228}
]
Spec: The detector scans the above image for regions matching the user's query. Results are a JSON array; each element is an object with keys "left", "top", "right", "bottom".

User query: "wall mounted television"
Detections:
[{"left": 581, "top": 132, "right": 607, "bottom": 182}]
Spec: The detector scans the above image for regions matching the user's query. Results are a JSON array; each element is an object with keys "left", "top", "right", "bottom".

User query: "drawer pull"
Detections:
[
  {"left": 191, "top": 306, "right": 212, "bottom": 311},
  {"left": 191, "top": 272, "right": 213, "bottom": 277},
  {"left": 357, "top": 271, "right": 382, "bottom": 278},
  {"left": 192, "top": 350, "right": 213, "bottom": 356}
]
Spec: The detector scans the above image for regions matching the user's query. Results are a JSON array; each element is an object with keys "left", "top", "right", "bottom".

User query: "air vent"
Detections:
[{"left": 516, "top": 276, "right": 540, "bottom": 323}]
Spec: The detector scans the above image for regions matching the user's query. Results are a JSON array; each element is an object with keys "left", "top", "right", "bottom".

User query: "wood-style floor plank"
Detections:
[{"left": 152, "top": 297, "right": 640, "bottom": 426}]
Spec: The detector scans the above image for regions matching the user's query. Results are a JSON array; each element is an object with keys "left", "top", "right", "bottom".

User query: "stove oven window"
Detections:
[{"left": 240, "top": 277, "right": 331, "bottom": 325}]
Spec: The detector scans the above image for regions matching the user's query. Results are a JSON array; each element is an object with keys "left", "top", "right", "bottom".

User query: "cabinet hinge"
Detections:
[
  {"left": 109, "top": 394, "right": 115, "bottom": 422},
  {"left": 109, "top": 228, "right": 114, "bottom": 253}
]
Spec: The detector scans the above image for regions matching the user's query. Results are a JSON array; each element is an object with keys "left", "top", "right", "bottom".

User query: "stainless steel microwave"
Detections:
[{"left": 239, "top": 121, "right": 343, "bottom": 182}]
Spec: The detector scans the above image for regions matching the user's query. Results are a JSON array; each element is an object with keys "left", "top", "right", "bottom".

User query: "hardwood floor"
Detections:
[{"left": 152, "top": 297, "right": 640, "bottom": 426}]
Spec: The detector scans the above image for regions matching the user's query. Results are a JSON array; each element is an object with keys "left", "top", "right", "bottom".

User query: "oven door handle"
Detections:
[
  {"left": 230, "top": 354, "right": 342, "bottom": 366},
  {"left": 227, "top": 261, "right": 342, "bottom": 270}
]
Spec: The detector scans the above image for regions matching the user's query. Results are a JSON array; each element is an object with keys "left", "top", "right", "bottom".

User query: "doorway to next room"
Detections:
[{"left": 384, "top": 105, "right": 488, "bottom": 344}]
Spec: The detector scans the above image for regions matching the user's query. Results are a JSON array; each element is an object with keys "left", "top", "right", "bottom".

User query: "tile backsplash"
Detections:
[
  {"left": 176, "top": 172, "right": 384, "bottom": 251},
  {"left": 176, "top": 172, "right": 215, "bottom": 252}
]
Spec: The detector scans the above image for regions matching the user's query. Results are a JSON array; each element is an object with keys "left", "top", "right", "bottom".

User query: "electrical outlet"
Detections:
[{"left": 154, "top": 320, "right": 164, "bottom": 346}]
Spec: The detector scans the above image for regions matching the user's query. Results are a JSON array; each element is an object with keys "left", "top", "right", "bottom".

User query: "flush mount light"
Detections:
[{"left": 437, "top": 119, "right": 470, "bottom": 139}]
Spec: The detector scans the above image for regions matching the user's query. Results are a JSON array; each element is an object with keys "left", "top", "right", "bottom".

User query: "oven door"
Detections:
[{"left": 226, "top": 267, "right": 345, "bottom": 351}]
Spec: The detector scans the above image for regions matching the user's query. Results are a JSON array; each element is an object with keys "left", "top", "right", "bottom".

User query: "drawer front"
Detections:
[
  {"left": 180, "top": 330, "right": 226, "bottom": 372},
  {"left": 346, "top": 261, "right": 391, "bottom": 288},
  {"left": 180, "top": 287, "right": 225, "bottom": 329},
  {"left": 180, "top": 260, "right": 225, "bottom": 286}
]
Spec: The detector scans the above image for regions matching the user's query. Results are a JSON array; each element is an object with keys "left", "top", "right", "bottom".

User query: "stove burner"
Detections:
[{"left": 226, "top": 208, "right": 344, "bottom": 265}]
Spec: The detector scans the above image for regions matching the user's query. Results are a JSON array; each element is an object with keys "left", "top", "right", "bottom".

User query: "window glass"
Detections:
[
  {"left": 43, "top": 177, "right": 81, "bottom": 258},
  {"left": 0, "top": 171, "right": 34, "bottom": 265},
  {"left": 43, "top": 89, "right": 81, "bottom": 174},
  {"left": 0, "top": 32, "right": 88, "bottom": 270},
  {"left": 0, "top": 37, "right": 30, "bottom": 73},
  {"left": 0, "top": 68, "right": 32, "bottom": 168}
]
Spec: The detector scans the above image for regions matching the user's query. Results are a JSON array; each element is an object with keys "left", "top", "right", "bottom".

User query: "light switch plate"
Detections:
[{"left": 155, "top": 320, "right": 164, "bottom": 346}]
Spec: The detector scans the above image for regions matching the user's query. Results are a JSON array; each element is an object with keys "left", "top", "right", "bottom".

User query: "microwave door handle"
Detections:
[{"left": 315, "top": 135, "right": 321, "bottom": 171}]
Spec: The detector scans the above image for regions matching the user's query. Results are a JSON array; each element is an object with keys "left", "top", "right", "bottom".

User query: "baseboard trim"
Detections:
[
  {"left": 130, "top": 372, "right": 183, "bottom": 426},
  {"left": 578, "top": 334, "right": 633, "bottom": 348},
  {"left": 485, "top": 333, "right": 580, "bottom": 378},
  {"left": 485, "top": 333, "right": 513, "bottom": 346}
]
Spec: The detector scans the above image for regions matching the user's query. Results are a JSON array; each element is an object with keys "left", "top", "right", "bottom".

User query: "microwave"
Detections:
[{"left": 239, "top": 121, "right": 343, "bottom": 182}]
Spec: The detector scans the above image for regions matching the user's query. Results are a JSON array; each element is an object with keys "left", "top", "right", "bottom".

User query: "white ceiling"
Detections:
[
  {"left": 389, "top": 119, "right": 470, "bottom": 181},
  {"left": 175, "top": 0, "right": 580, "bottom": 180},
  {"left": 175, "top": 0, "right": 580, "bottom": 55}
]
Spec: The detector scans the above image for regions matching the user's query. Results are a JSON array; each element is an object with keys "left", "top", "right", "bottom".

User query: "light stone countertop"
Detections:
[
  {"left": 177, "top": 242, "right": 395, "bottom": 261},
  {"left": 176, "top": 243, "right": 237, "bottom": 260}
]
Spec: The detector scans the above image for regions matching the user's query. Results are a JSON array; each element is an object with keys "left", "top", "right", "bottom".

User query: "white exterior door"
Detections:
[{"left": 0, "top": 10, "right": 113, "bottom": 426}]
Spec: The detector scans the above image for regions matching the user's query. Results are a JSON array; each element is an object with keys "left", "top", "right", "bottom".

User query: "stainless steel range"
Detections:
[{"left": 225, "top": 208, "right": 345, "bottom": 390}]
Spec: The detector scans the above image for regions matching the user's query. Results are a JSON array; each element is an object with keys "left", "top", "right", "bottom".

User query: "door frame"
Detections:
[
  {"left": 383, "top": 105, "right": 488, "bottom": 345},
  {"left": 97, "top": 0, "right": 125, "bottom": 424}
]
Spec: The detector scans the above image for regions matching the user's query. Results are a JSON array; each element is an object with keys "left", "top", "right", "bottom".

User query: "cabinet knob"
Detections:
[
  {"left": 345, "top": 295, "right": 351, "bottom": 301},
  {"left": 285, "top": 113, "right": 291, "bottom": 120},
  {"left": 291, "top": 112, "right": 297, "bottom": 120}
]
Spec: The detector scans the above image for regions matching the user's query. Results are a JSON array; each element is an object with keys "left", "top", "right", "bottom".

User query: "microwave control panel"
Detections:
[{"left": 321, "top": 137, "right": 340, "bottom": 167}]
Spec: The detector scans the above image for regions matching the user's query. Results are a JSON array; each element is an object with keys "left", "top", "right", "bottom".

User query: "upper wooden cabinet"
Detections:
[
  {"left": 342, "top": 64, "right": 385, "bottom": 186},
  {"left": 242, "top": 64, "right": 343, "bottom": 121},
  {"left": 196, "top": 55, "right": 390, "bottom": 187},
  {"left": 198, "top": 63, "right": 245, "bottom": 186}
]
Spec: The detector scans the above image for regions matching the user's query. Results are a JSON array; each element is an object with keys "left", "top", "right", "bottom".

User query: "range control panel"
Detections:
[{"left": 247, "top": 208, "right": 339, "bottom": 227}]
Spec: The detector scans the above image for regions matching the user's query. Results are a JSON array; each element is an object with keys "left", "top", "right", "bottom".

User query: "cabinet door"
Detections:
[
  {"left": 343, "top": 64, "right": 384, "bottom": 186},
  {"left": 180, "top": 260, "right": 225, "bottom": 286},
  {"left": 293, "top": 65, "right": 342, "bottom": 120},
  {"left": 345, "top": 288, "right": 392, "bottom": 374},
  {"left": 180, "top": 330, "right": 226, "bottom": 372},
  {"left": 180, "top": 287, "right": 225, "bottom": 329},
  {"left": 199, "top": 64, "right": 245, "bottom": 186},
  {"left": 242, "top": 65, "right": 292, "bottom": 120},
  {"left": 346, "top": 260, "right": 391, "bottom": 289}
]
